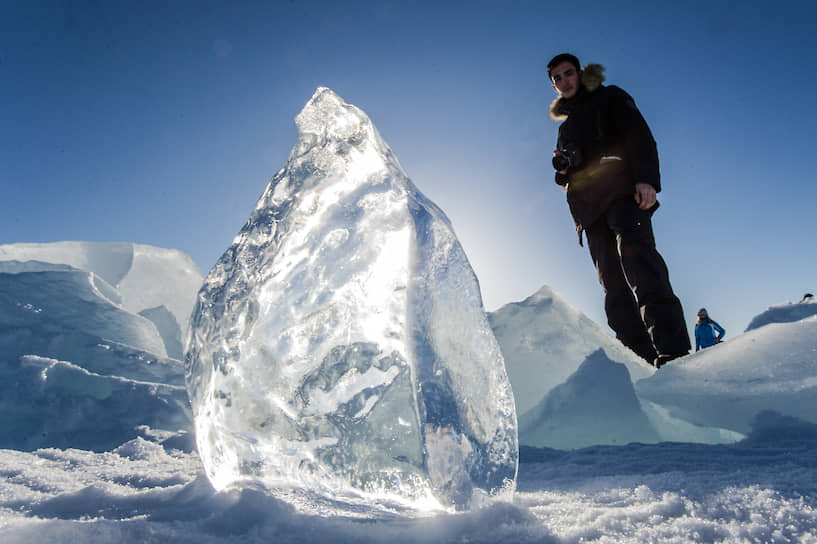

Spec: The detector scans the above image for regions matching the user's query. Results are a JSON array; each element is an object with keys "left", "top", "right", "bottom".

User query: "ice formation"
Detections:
[
  {"left": 637, "top": 316, "right": 817, "bottom": 434},
  {"left": 185, "top": 88, "right": 517, "bottom": 512},
  {"left": 0, "top": 241, "right": 203, "bottom": 359},
  {"left": 0, "top": 249, "right": 194, "bottom": 451},
  {"left": 489, "top": 285, "right": 652, "bottom": 417}
]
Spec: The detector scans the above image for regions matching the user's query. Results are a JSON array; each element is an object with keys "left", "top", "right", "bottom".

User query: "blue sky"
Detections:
[{"left": 2, "top": 0, "right": 816, "bottom": 339}]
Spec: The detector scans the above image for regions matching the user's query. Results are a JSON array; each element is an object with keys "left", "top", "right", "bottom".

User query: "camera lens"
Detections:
[{"left": 552, "top": 154, "right": 570, "bottom": 171}]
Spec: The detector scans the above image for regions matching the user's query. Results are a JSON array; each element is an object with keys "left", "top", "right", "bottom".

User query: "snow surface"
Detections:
[
  {"left": 2, "top": 242, "right": 817, "bottom": 540},
  {"left": 1, "top": 421, "right": 816, "bottom": 543}
]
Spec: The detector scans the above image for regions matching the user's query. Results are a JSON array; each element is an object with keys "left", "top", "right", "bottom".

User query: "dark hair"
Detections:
[{"left": 547, "top": 53, "right": 581, "bottom": 80}]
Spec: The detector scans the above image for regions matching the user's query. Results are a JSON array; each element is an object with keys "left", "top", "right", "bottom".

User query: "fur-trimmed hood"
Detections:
[{"left": 549, "top": 63, "right": 606, "bottom": 121}]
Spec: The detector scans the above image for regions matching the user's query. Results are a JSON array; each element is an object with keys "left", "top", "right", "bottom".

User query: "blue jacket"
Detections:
[{"left": 695, "top": 319, "right": 725, "bottom": 351}]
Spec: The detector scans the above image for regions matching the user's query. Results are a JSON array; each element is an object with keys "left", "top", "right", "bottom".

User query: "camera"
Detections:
[{"left": 552, "top": 144, "right": 582, "bottom": 171}]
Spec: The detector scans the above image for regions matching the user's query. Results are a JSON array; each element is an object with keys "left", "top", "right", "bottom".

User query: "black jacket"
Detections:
[{"left": 550, "top": 64, "right": 660, "bottom": 234}]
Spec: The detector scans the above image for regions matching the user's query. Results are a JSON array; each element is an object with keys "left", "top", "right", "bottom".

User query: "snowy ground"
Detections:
[
  {"left": 2, "top": 422, "right": 816, "bottom": 543},
  {"left": 3, "top": 242, "right": 817, "bottom": 542}
]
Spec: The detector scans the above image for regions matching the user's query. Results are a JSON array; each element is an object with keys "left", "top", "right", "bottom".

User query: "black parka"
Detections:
[{"left": 551, "top": 64, "right": 660, "bottom": 236}]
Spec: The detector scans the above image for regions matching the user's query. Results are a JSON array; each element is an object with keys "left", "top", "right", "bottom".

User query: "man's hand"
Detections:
[{"left": 634, "top": 183, "right": 657, "bottom": 210}]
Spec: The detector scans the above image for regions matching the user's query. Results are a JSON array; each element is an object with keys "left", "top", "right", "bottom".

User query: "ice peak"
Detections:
[
  {"left": 295, "top": 87, "right": 375, "bottom": 142},
  {"left": 187, "top": 88, "right": 517, "bottom": 512}
]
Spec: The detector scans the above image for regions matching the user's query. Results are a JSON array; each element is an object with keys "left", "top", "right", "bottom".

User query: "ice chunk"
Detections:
[
  {"left": 185, "top": 87, "right": 517, "bottom": 512},
  {"left": 0, "top": 258, "right": 192, "bottom": 451},
  {"left": 0, "top": 268, "right": 168, "bottom": 358},
  {"left": 0, "top": 241, "right": 134, "bottom": 286},
  {"left": 489, "top": 285, "right": 652, "bottom": 418},
  {"left": 139, "top": 305, "right": 184, "bottom": 360},
  {"left": 745, "top": 297, "right": 817, "bottom": 332},
  {"left": 1, "top": 355, "right": 190, "bottom": 451},
  {"left": 0, "top": 242, "right": 204, "bottom": 358},
  {"left": 518, "top": 349, "right": 660, "bottom": 450},
  {"left": 636, "top": 317, "right": 817, "bottom": 434}
]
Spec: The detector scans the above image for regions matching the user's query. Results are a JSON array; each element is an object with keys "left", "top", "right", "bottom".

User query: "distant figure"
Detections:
[
  {"left": 695, "top": 308, "right": 725, "bottom": 351},
  {"left": 801, "top": 293, "right": 814, "bottom": 303},
  {"left": 546, "top": 52, "right": 690, "bottom": 368}
]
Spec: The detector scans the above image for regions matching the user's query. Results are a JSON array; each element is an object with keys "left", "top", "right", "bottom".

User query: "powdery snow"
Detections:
[
  {"left": 1, "top": 425, "right": 816, "bottom": 543},
  {"left": 2, "top": 241, "right": 817, "bottom": 541}
]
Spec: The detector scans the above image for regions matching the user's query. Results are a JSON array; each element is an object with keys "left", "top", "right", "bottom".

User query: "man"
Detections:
[{"left": 547, "top": 53, "right": 690, "bottom": 368}]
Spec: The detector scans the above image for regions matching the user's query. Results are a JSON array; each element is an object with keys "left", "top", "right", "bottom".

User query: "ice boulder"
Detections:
[
  {"left": 0, "top": 242, "right": 204, "bottom": 359},
  {"left": 489, "top": 285, "right": 653, "bottom": 419},
  {"left": 185, "top": 88, "right": 517, "bottom": 512},
  {"left": 0, "top": 267, "right": 168, "bottom": 359},
  {"left": 636, "top": 316, "right": 817, "bottom": 434},
  {"left": 518, "top": 349, "right": 660, "bottom": 450},
  {"left": 0, "top": 265, "right": 192, "bottom": 451},
  {"left": 0, "top": 354, "right": 190, "bottom": 451},
  {"left": 744, "top": 296, "right": 817, "bottom": 332}
]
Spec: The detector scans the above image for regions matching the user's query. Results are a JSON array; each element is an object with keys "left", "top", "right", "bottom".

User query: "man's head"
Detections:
[{"left": 547, "top": 53, "right": 582, "bottom": 99}]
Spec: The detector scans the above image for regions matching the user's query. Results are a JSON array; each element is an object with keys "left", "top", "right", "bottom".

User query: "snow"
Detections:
[
  {"left": 518, "top": 349, "right": 661, "bottom": 450},
  {"left": 2, "top": 238, "right": 817, "bottom": 540},
  {"left": 2, "top": 203, "right": 817, "bottom": 538},
  {"left": 1, "top": 426, "right": 816, "bottom": 542},
  {"left": 0, "top": 242, "right": 136, "bottom": 287}
]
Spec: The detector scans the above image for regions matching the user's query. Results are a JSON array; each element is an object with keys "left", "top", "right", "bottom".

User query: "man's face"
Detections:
[{"left": 550, "top": 61, "right": 580, "bottom": 98}]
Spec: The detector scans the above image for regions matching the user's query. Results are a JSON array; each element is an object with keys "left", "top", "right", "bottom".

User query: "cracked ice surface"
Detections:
[{"left": 185, "top": 88, "right": 517, "bottom": 512}]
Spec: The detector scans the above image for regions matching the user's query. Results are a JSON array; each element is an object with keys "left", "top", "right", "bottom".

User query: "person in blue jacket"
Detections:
[{"left": 695, "top": 308, "right": 725, "bottom": 351}]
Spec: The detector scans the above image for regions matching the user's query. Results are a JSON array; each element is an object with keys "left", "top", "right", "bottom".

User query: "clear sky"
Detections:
[{"left": 3, "top": 0, "right": 817, "bottom": 339}]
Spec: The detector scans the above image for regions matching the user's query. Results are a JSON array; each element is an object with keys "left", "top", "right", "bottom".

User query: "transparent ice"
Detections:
[{"left": 185, "top": 88, "right": 517, "bottom": 512}]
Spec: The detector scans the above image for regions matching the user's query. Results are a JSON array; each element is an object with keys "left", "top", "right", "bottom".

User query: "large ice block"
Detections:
[{"left": 185, "top": 88, "right": 517, "bottom": 512}]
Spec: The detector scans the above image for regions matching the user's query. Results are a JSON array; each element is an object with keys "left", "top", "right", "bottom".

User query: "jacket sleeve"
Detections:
[
  {"left": 608, "top": 86, "right": 661, "bottom": 192},
  {"left": 694, "top": 324, "right": 701, "bottom": 351},
  {"left": 712, "top": 320, "right": 725, "bottom": 339}
]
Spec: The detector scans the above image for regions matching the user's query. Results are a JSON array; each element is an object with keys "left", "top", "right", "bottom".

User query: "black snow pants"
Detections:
[{"left": 584, "top": 197, "right": 691, "bottom": 363}]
